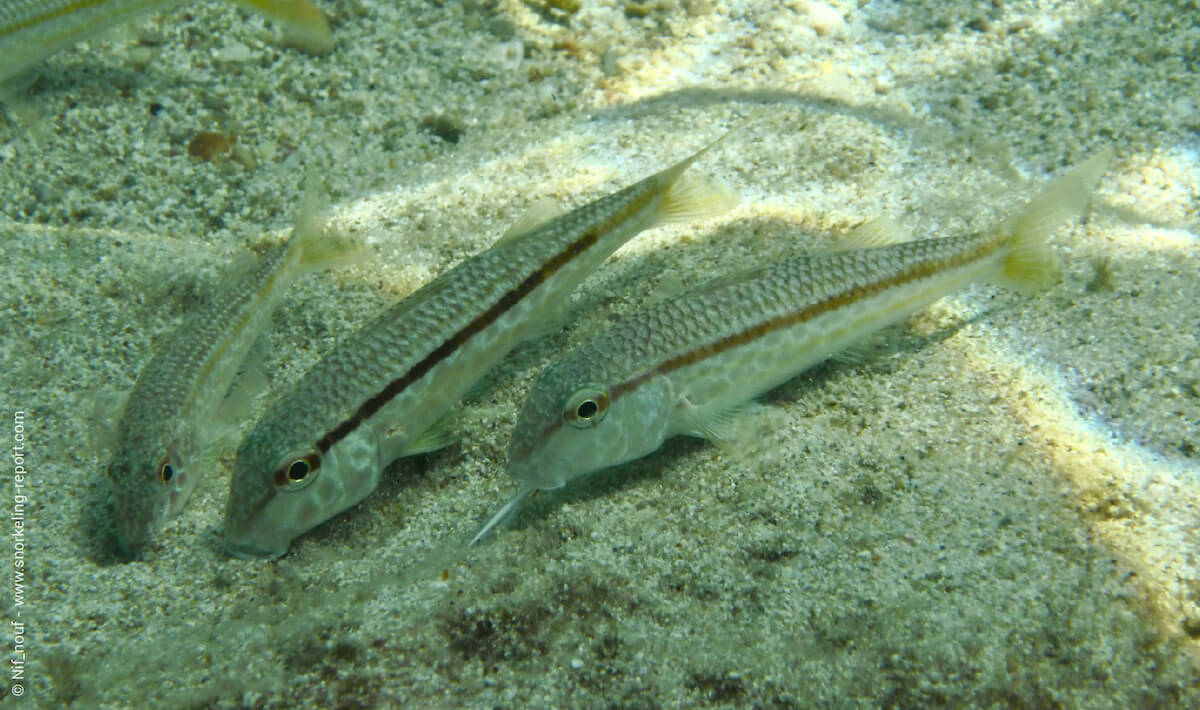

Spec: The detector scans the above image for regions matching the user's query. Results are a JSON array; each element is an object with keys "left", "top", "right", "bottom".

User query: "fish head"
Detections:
[
  {"left": 506, "top": 358, "right": 673, "bottom": 491},
  {"left": 223, "top": 424, "right": 382, "bottom": 559},
  {"left": 109, "top": 437, "right": 195, "bottom": 559}
]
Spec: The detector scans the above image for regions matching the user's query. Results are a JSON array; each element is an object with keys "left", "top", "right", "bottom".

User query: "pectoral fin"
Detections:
[
  {"left": 675, "top": 397, "right": 769, "bottom": 449},
  {"left": 378, "top": 413, "right": 460, "bottom": 461}
]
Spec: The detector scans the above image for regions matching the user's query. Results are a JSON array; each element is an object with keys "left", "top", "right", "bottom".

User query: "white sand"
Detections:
[{"left": 1, "top": 0, "right": 1198, "bottom": 706}]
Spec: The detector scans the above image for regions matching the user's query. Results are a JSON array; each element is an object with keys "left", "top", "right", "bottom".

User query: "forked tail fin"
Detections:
[
  {"left": 996, "top": 149, "right": 1113, "bottom": 294},
  {"left": 649, "top": 118, "right": 759, "bottom": 226}
]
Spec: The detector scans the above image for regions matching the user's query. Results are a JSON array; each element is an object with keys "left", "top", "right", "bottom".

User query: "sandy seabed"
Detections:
[{"left": 1, "top": 0, "right": 1198, "bottom": 707}]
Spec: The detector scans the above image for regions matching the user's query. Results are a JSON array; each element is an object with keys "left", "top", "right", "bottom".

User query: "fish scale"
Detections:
[
  {"left": 107, "top": 192, "right": 356, "bottom": 558},
  {"left": 604, "top": 234, "right": 1000, "bottom": 414},
  {"left": 223, "top": 133, "right": 738, "bottom": 559},
  {"left": 472, "top": 150, "right": 1112, "bottom": 544}
]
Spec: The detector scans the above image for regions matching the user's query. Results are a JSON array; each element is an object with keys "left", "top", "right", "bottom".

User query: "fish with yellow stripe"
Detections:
[
  {"left": 0, "top": 0, "right": 332, "bottom": 84},
  {"left": 222, "top": 131, "right": 739, "bottom": 559},
  {"left": 471, "top": 150, "right": 1113, "bottom": 544}
]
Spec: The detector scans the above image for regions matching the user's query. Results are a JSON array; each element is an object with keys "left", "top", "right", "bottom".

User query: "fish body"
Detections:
[
  {"left": 476, "top": 151, "right": 1112, "bottom": 543},
  {"left": 223, "top": 136, "right": 738, "bottom": 559},
  {"left": 108, "top": 193, "right": 355, "bottom": 558},
  {"left": 0, "top": 0, "right": 332, "bottom": 84}
]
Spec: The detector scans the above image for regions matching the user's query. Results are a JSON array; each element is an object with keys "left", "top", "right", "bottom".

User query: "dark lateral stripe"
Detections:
[
  {"left": 608, "top": 237, "right": 1004, "bottom": 405},
  {"left": 315, "top": 186, "right": 659, "bottom": 455}
]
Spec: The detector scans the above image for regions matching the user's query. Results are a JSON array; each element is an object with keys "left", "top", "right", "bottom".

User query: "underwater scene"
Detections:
[{"left": 1, "top": 0, "right": 1198, "bottom": 707}]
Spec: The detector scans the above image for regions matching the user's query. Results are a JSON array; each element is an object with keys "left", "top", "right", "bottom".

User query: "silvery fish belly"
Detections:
[
  {"left": 107, "top": 192, "right": 356, "bottom": 559},
  {"left": 473, "top": 150, "right": 1112, "bottom": 544},
  {"left": 222, "top": 132, "right": 739, "bottom": 559}
]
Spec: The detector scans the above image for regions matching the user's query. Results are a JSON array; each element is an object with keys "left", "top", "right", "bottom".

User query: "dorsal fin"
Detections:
[
  {"left": 492, "top": 197, "right": 562, "bottom": 247},
  {"left": 838, "top": 217, "right": 909, "bottom": 250}
]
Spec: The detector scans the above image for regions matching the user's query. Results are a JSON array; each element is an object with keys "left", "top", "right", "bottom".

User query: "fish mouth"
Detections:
[
  {"left": 223, "top": 535, "right": 288, "bottom": 560},
  {"left": 114, "top": 513, "right": 158, "bottom": 561},
  {"left": 114, "top": 534, "right": 148, "bottom": 561}
]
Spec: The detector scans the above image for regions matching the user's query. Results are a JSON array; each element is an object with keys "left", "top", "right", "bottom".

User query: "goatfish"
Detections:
[
  {"left": 108, "top": 188, "right": 359, "bottom": 558},
  {"left": 0, "top": 0, "right": 333, "bottom": 84},
  {"left": 471, "top": 150, "right": 1112, "bottom": 544},
  {"left": 222, "top": 133, "right": 739, "bottom": 559}
]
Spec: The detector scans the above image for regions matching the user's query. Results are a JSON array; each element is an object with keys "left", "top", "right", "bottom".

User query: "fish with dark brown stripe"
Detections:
[
  {"left": 223, "top": 131, "right": 738, "bottom": 559},
  {"left": 471, "top": 150, "right": 1112, "bottom": 545}
]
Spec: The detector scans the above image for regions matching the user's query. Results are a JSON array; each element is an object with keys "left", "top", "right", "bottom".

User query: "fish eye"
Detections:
[
  {"left": 564, "top": 387, "right": 610, "bottom": 429},
  {"left": 274, "top": 452, "right": 321, "bottom": 491},
  {"left": 154, "top": 454, "right": 178, "bottom": 485},
  {"left": 287, "top": 460, "right": 309, "bottom": 481}
]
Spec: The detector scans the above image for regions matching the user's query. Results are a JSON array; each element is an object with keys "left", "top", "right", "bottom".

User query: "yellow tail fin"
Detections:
[
  {"left": 998, "top": 148, "right": 1113, "bottom": 294},
  {"left": 235, "top": 0, "right": 334, "bottom": 54},
  {"left": 655, "top": 171, "right": 739, "bottom": 224},
  {"left": 650, "top": 118, "right": 756, "bottom": 225}
]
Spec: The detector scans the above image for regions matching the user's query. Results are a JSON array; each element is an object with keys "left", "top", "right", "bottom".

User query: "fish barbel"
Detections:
[
  {"left": 473, "top": 150, "right": 1113, "bottom": 544},
  {"left": 222, "top": 131, "right": 739, "bottom": 559},
  {"left": 108, "top": 188, "right": 357, "bottom": 558}
]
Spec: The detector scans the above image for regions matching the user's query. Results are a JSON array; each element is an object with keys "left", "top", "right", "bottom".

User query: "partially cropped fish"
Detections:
[
  {"left": 472, "top": 150, "right": 1112, "bottom": 544},
  {"left": 108, "top": 190, "right": 358, "bottom": 558},
  {"left": 0, "top": 0, "right": 333, "bottom": 84},
  {"left": 223, "top": 133, "right": 739, "bottom": 559}
]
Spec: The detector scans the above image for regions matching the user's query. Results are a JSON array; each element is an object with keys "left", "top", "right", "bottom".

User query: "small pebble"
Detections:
[
  {"left": 1007, "top": 17, "right": 1034, "bottom": 33},
  {"left": 1171, "top": 95, "right": 1196, "bottom": 120},
  {"left": 187, "top": 132, "right": 235, "bottom": 161},
  {"left": 486, "top": 40, "right": 524, "bottom": 71},
  {"left": 966, "top": 16, "right": 993, "bottom": 33},
  {"left": 799, "top": 1, "right": 844, "bottom": 37},
  {"left": 231, "top": 143, "right": 257, "bottom": 171},
  {"left": 624, "top": 3, "right": 653, "bottom": 18},
  {"left": 422, "top": 115, "right": 465, "bottom": 144},
  {"left": 126, "top": 46, "right": 156, "bottom": 71},
  {"left": 215, "top": 41, "right": 254, "bottom": 63}
]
